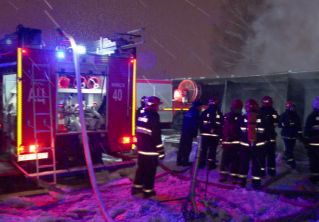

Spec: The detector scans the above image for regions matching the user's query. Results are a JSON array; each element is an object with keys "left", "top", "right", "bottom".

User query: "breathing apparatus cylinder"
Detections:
[{"left": 247, "top": 112, "right": 257, "bottom": 144}]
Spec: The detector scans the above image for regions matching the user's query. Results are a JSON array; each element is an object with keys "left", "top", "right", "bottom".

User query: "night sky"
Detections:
[{"left": 0, "top": 0, "right": 224, "bottom": 80}]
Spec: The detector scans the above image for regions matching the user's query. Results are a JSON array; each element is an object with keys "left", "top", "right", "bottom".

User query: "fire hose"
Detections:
[
  {"left": 87, "top": 76, "right": 100, "bottom": 89},
  {"left": 64, "top": 29, "right": 113, "bottom": 222}
]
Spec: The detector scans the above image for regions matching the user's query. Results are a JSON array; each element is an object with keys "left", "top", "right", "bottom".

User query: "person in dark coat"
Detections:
[
  {"left": 199, "top": 97, "right": 223, "bottom": 169},
  {"left": 219, "top": 99, "right": 243, "bottom": 184},
  {"left": 136, "top": 96, "right": 147, "bottom": 118},
  {"left": 303, "top": 96, "right": 319, "bottom": 184},
  {"left": 259, "top": 96, "right": 279, "bottom": 177},
  {"left": 237, "top": 99, "right": 267, "bottom": 190},
  {"left": 132, "top": 96, "right": 165, "bottom": 199},
  {"left": 176, "top": 100, "right": 202, "bottom": 166},
  {"left": 278, "top": 101, "right": 302, "bottom": 169}
]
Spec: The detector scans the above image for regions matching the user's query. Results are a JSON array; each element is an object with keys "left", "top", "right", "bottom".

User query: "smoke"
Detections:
[{"left": 236, "top": 0, "right": 319, "bottom": 75}]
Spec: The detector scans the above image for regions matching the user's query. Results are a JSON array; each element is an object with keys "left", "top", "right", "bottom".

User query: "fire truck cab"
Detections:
[{"left": 0, "top": 25, "right": 144, "bottom": 176}]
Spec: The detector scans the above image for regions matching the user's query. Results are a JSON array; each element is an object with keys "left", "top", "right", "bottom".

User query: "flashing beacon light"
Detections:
[
  {"left": 57, "top": 51, "right": 65, "bottom": 58},
  {"left": 76, "top": 45, "right": 86, "bottom": 54},
  {"left": 174, "top": 88, "right": 188, "bottom": 103},
  {"left": 174, "top": 89, "right": 182, "bottom": 101}
]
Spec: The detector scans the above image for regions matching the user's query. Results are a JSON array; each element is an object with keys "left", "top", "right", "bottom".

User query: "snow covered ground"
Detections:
[{"left": 0, "top": 131, "right": 318, "bottom": 221}]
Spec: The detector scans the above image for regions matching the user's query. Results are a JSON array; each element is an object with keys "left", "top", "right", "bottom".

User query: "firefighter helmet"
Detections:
[
  {"left": 140, "top": 96, "right": 147, "bottom": 106},
  {"left": 285, "top": 101, "right": 296, "bottom": 110},
  {"left": 231, "top": 99, "right": 243, "bottom": 109},
  {"left": 145, "top": 96, "right": 161, "bottom": 111},
  {"left": 245, "top": 99, "right": 259, "bottom": 112},
  {"left": 208, "top": 97, "right": 218, "bottom": 105},
  {"left": 262, "top": 96, "right": 273, "bottom": 107},
  {"left": 312, "top": 96, "right": 319, "bottom": 110}
]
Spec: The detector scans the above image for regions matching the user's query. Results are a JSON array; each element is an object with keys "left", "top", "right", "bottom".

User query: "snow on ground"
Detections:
[{"left": 0, "top": 132, "right": 318, "bottom": 221}]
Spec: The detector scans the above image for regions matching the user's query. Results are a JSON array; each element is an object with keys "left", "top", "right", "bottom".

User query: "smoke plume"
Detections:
[{"left": 236, "top": 0, "right": 319, "bottom": 75}]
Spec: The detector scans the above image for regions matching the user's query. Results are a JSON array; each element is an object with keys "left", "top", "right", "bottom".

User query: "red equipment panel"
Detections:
[
  {"left": 19, "top": 49, "right": 56, "bottom": 151},
  {"left": 107, "top": 58, "right": 134, "bottom": 152}
]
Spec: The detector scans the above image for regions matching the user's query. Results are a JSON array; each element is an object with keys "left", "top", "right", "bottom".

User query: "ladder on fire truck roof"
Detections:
[{"left": 31, "top": 65, "right": 56, "bottom": 184}]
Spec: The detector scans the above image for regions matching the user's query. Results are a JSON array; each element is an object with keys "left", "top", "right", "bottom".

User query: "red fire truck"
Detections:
[
  {"left": 0, "top": 25, "right": 144, "bottom": 181},
  {"left": 136, "top": 78, "right": 203, "bottom": 129}
]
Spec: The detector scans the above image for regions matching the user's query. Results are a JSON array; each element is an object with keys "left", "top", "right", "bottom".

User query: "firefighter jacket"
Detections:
[
  {"left": 136, "top": 109, "right": 165, "bottom": 158},
  {"left": 136, "top": 104, "right": 145, "bottom": 120},
  {"left": 304, "top": 110, "right": 319, "bottom": 144},
  {"left": 181, "top": 106, "right": 201, "bottom": 138},
  {"left": 221, "top": 111, "right": 242, "bottom": 143},
  {"left": 199, "top": 105, "right": 223, "bottom": 137},
  {"left": 259, "top": 106, "right": 279, "bottom": 140},
  {"left": 278, "top": 110, "right": 302, "bottom": 139},
  {"left": 237, "top": 112, "right": 267, "bottom": 146}
]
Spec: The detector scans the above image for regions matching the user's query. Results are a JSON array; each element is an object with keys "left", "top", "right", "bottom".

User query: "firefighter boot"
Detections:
[
  {"left": 260, "top": 169, "right": 266, "bottom": 178},
  {"left": 131, "top": 187, "right": 143, "bottom": 198},
  {"left": 208, "top": 161, "right": 217, "bottom": 170},
  {"left": 144, "top": 190, "right": 156, "bottom": 199},
  {"left": 252, "top": 179, "right": 262, "bottom": 190},
  {"left": 287, "top": 160, "right": 296, "bottom": 169},
  {"left": 239, "top": 178, "right": 246, "bottom": 188},
  {"left": 268, "top": 168, "right": 276, "bottom": 177},
  {"left": 219, "top": 173, "right": 228, "bottom": 183},
  {"left": 229, "top": 175, "right": 238, "bottom": 185}
]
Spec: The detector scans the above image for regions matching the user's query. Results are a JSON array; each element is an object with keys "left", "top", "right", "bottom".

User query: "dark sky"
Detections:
[
  {"left": 2, "top": 1, "right": 318, "bottom": 79},
  {"left": 0, "top": 0, "right": 224, "bottom": 80}
]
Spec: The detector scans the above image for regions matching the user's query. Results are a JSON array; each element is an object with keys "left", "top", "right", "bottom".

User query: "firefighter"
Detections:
[
  {"left": 238, "top": 99, "right": 266, "bottom": 190},
  {"left": 136, "top": 96, "right": 147, "bottom": 118},
  {"left": 278, "top": 101, "right": 302, "bottom": 169},
  {"left": 177, "top": 100, "right": 202, "bottom": 166},
  {"left": 199, "top": 97, "right": 223, "bottom": 169},
  {"left": 303, "top": 96, "right": 319, "bottom": 184},
  {"left": 259, "top": 96, "right": 279, "bottom": 177},
  {"left": 219, "top": 99, "right": 243, "bottom": 184},
  {"left": 132, "top": 96, "right": 165, "bottom": 199}
]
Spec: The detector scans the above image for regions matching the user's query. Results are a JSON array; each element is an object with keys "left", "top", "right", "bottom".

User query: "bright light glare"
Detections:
[
  {"left": 6, "top": 39, "right": 12, "bottom": 45},
  {"left": 57, "top": 51, "right": 65, "bottom": 58},
  {"left": 132, "top": 136, "right": 137, "bottom": 143},
  {"left": 29, "top": 145, "right": 36, "bottom": 152},
  {"left": 76, "top": 45, "right": 86, "bottom": 54},
  {"left": 122, "top": 137, "right": 130, "bottom": 144}
]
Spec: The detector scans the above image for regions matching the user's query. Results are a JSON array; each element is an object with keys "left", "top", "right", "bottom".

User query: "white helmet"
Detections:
[{"left": 312, "top": 96, "right": 319, "bottom": 110}]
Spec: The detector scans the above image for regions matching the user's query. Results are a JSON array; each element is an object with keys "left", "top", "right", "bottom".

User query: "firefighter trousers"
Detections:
[
  {"left": 260, "top": 141, "right": 276, "bottom": 176},
  {"left": 177, "top": 132, "right": 193, "bottom": 165},
  {"left": 199, "top": 136, "right": 219, "bottom": 168},
  {"left": 283, "top": 139, "right": 296, "bottom": 169},
  {"left": 133, "top": 154, "right": 158, "bottom": 192},
  {"left": 238, "top": 144, "right": 264, "bottom": 187},
  {"left": 219, "top": 143, "right": 240, "bottom": 181},
  {"left": 308, "top": 145, "right": 319, "bottom": 184}
]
